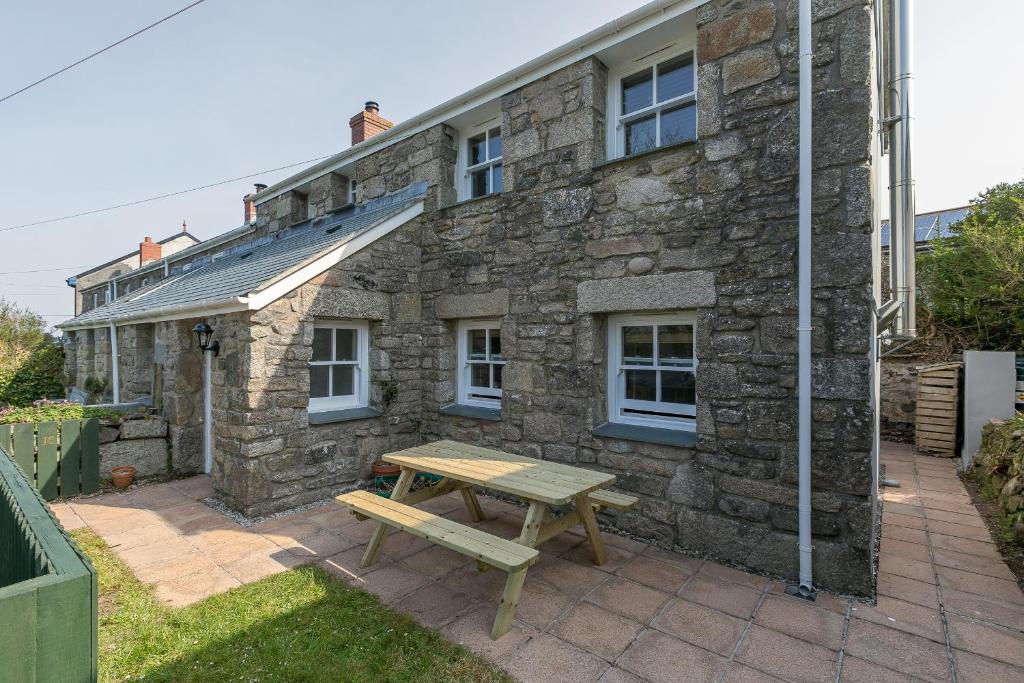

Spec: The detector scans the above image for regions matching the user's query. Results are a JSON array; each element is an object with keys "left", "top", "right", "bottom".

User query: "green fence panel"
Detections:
[
  {"left": 12, "top": 424, "right": 34, "bottom": 481},
  {"left": 80, "top": 418, "right": 100, "bottom": 495},
  {"left": 36, "top": 422, "right": 59, "bottom": 500},
  {"left": 0, "top": 425, "right": 12, "bottom": 456},
  {"left": 0, "top": 444, "right": 98, "bottom": 681},
  {"left": 61, "top": 420, "right": 82, "bottom": 498}
]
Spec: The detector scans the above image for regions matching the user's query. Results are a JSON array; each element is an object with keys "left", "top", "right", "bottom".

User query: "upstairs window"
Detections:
[
  {"left": 610, "top": 50, "right": 696, "bottom": 158},
  {"left": 349, "top": 179, "right": 358, "bottom": 204},
  {"left": 456, "top": 319, "right": 505, "bottom": 408},
  {"left": 309, "top": 321, "right": 369, "bottom": 412},
  {"left": 607, "top": 313, "right": 697, "bottom": 430},
  {"left": 464, "top": 126, "right": 503, "bottom": 199}
]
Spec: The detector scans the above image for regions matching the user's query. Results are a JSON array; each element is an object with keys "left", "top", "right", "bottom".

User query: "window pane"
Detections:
[
  {"left": 336, "top": 328, "right": 356, "bottom": 361},
  {"left": 312, "top": 328, "right": 332, "bottom": 362},
  {"left": 657, "top": 52, "right": 695, "bottom": 102},
  {"left": 621, "top": 69, "right": 653, "bottom": 115},
  {"left": 625, "top": 369, "right": 657, "bottom": 401},
  {"left": 493, "top": 363, "right": 503, "bottom": 389},
  {"left": 468, "top": 329, "right": 487, "bottom": 360},
  {"left": 470, "top": 168, "right": 489, "bottom": 197},
  {"left": 487, "top": 128, "right": 502, "bottom": 159},
  {"left": 471, "top": 363, "right": 490, "bottom": 388},
  {"left": 622, "top": 326, "right": 654, "bottom": 365},
  {"left": 468, "top": 133, "right": 486, "bottom": 166},
  {"left": 625, "top": 115, "right": 656, "bottom": 156},
  {"left": 661, "top": 104, "right": 697, "bottom": 147},
  {"left": 661, "top": 370, "right": 696, "bottom": 405},
  {"left": 309, "top": 366, "right": 329, "bottom": 398},
  {"left": 658, "top": 325, "right": 694, "bottom": 366},
  {"left": 489, "top": 328, "right": 502, "bottom": 360},
  {"left": 492, "top": 163, "right": 503, "bottom": 193},
  {"left": 332, "top": 365, "right": 354, "bottom": 397}
]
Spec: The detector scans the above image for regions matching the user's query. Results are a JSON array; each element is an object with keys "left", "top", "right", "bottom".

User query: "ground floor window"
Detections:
[
  {"left": 309, "top": 320, "right": 368, "bottom": 412},
  {"left": 607, "top": 313, "right": 696, "bottom": 430},
  {"left": 456, "top": 319, "right": 504, "bottom": 408}
]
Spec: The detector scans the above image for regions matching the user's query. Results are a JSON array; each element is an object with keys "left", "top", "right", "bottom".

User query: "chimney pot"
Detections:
[
  {"left": 349, "top": 100, "right": 393, "bottom": 146},
  {"left": 254, "top": 183, "right": 267, "bottom": 192}
]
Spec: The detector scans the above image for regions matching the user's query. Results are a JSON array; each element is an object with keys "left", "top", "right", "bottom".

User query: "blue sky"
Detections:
[{"left": 1, "top": 0, "right": 1022, "bottom": 327}]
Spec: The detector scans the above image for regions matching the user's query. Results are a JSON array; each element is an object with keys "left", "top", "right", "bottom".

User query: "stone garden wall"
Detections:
[{"left": 97, "top": 413, "right": 170, "bottom": 480}]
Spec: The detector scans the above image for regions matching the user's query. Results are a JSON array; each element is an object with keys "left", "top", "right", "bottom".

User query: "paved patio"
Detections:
[{"left": 51, "top": 441, "right": 1024, "bottom": 682}]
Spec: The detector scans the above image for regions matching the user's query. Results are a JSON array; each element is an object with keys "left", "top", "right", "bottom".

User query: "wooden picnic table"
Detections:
[
  {"left": 372, "top": 439, "right": 619, "bottom": 566},
  {"left": 340, "top": 439, "right": 636, "bottom": 638}
]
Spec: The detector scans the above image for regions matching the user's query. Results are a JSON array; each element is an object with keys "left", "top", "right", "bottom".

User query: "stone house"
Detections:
[
  {"left": 67, "top": 228, "right": 200, "bottom": 317},
  {"left": 61, "top": 0, "right": 884, "bottom": 595}
]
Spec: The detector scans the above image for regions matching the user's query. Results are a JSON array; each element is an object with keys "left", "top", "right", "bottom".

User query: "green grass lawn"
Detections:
[{"left": 73, "top": 529, "right": 511, "bottom": 683}]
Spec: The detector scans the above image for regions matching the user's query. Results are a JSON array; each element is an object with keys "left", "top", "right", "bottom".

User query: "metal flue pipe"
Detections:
[{"left": 887, "top": 0, "right": 917, "bottom": 339}]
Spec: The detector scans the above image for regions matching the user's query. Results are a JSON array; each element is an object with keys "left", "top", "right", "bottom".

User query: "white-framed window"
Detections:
[
  {"left": 607, "top": 48, "right": 697, "bottom": 159},
  {"left": 456, "top": 319, "right": 505, "bottom": 408},
  {"left": 459, "top": 125, "right": 503, "bottom": 200},
  {"left": 349, "top": 179, "right": 358, "bottom": 204},
  {"left": 308, "top": 320, "right": 369, "bottom": 412},
  {"left": 607, "top": 313, "right": 697, "bottom": 431}
]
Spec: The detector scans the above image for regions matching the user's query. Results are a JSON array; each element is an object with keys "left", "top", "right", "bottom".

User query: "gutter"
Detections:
[
  {"left": 59, "top": 296, "right": 249, "bottom": 331},
  {"left": 253, "top": 0, "right": 705, "bottom": 204}
]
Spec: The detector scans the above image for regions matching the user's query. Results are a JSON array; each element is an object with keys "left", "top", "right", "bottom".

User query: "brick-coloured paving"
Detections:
[{"left": 50, "top": 442, "right": 1024, "bottom": 682}]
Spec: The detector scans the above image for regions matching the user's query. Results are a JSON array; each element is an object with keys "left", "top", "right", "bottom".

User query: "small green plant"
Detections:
[
  {"left": 83, "top": 375, "right": 108, "bottom": 403},
  {"left": 377, "top": 376, "right": 400, "bottom": 409},
  {"left": 0, "top": 399, "right": 134, "bottom": 425}
]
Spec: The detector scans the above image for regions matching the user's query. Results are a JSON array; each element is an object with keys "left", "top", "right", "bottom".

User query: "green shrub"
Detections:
[
  {"left": 0, "top": 400, "right": 130, "bottom": 425},
  {"left": 918, "top": 181, "right": 1024, "bottom": 351},
  {"left": 0, "top": 298, "right": 66, "bottom": 407}
]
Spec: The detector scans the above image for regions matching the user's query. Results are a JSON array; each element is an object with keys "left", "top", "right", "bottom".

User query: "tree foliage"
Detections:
[
  {"left": 0, "top": 298, "right": 65, "bottom": 406},
  {"left": 917, "top": 181, "right": 1024, "bottom": 351}
]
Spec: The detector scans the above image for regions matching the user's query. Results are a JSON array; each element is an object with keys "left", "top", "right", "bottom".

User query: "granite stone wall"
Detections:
[{"left": 65, "top": 0, "right": 881, "bottom": 594}]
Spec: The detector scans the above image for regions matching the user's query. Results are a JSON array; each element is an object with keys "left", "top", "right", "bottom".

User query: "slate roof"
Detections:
[
  {"left": 880, "top": 206, "right": 970, "bottom": 248},
  {"left": 60, "top": 183, "right": 426, "bottom": 329},
  {"left": 72, "top": 231, "right": 202, "bottom": 280}
]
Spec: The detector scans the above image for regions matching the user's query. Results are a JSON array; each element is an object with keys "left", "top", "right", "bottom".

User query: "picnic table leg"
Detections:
[
  {"left": 517, "top": 501, "right": 546, "bottom": 547},
  {"left": 574, "top": 493, "right": 607, "bottom": 566},
  {"left": 461, "top": 487, "right": 485, "bottom": 522},
  {"left": 361, "top": 467, "right": 416, "bottom": 567},
  {"left": 491, "top": 567, "right": 527, "bottom": 640}
]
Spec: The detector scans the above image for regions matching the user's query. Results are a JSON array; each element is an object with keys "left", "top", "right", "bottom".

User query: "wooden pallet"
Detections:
[{"left": 914, "top": 362, "right": 961, "bottom": 457}]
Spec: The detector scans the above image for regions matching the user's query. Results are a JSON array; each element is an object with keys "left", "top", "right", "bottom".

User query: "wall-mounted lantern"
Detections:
[{"left": 192, "top": 322, "right": 220, "bottom": 356}]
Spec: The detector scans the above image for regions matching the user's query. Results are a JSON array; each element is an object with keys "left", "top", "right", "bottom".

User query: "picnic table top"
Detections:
[{"left": 382, "top": 440, "right": 616, "bottom": 505}]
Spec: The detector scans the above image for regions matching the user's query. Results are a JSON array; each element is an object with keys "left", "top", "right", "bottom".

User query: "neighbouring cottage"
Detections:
[{"left": 61, "top": 0, "right": 885, "bottom": 595}]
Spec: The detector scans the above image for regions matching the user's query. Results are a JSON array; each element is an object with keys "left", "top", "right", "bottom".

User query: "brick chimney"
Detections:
[
  {"left": 349, "top": 101, "right": 393, "bottom": 146},
  {"left": 243, "top": 183, "right": 267, "bottom": 225},
  {"left": 139, "top": 236, "right": 162, "bottom": 266}
]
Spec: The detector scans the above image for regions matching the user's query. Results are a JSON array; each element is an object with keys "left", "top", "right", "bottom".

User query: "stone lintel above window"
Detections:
[
  {"left": 435, "top": 290, "right": 510, "bottom": 320},
  {"left": 577, "top": 272, "right": 716, "bottom": 314}
]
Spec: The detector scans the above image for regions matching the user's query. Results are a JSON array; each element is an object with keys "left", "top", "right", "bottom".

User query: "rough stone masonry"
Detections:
[{"left": 65, "top": 0, "right": 881, "bottom": 595}]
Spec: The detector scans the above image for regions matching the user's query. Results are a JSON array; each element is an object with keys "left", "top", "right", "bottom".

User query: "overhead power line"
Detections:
[
  {"left": 0, "top": 266, "right": 88, "bottom": 275},
  {"left": 1, "top": 1, "right": 207, "bottom": 105},
  {"left": 0, "top": 155, "right": 332, "bottom": 234}
]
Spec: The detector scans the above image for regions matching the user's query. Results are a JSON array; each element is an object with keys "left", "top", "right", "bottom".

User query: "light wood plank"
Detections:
[
  {"left": 461, "top": 488, "right": 485, "bottom": 522},
  {"left": 337, "top": 491, "right": 538, "bottom": 571},
  {"left": 575, "top": 493, "right": 607, "bottom": 566},
  {"left": 362, "top": 468, "right": 416, "bottom": 567},
  {"left": 491, "top": 568, "right": 527, "bottom": 640},
  {"left": 536, "top": 510, "right": 582, "bottom": 546},
  {"left": 517, "top": 501, "right": 547, "bottom": 547},
  {"left": 588, "top": 489, "right": 638, "bottom": 511}
]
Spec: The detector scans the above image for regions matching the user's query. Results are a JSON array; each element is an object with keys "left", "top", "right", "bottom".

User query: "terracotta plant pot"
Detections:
[
  {"left": 110, "top": 466, "right": 137, "bottom": 489},
  {"left": 371, "top": 460, "right": 401, "bottom": 477}
]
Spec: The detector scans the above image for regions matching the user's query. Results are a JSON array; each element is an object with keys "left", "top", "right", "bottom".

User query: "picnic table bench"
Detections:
[{"left": 336, "top": 439, "right": 638, "bottom": 638}]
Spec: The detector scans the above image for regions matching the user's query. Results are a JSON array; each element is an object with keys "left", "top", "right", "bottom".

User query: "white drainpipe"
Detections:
[
  {"left": 203, "top": 348, "right": 213, "bottom": 474},
  {"left": 795, "top": 0, "right": 815, "bottom": 598},
  {"left": 109, "top": 322, "right": 121, "bottom": 404}
]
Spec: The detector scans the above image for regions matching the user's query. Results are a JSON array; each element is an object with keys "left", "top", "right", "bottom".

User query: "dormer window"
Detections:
[
  {"left": 462, "top": 126, "right": 503, "bottom": 200},
  {"left": 609, "top": 49, "right": 697, "bottom": 159}
]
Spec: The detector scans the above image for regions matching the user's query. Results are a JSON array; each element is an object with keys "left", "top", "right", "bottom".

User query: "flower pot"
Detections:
[
  {"left": 371, "top": 460, "right": 401, "bottom": 477},
  {"left": 110, "top": 466, "right": 137, "bottom": 489}
]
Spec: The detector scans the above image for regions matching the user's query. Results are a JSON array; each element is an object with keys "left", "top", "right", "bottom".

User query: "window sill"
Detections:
[
  {"left": 439, "top": 404, "right": 502, "bottom": 421},
  {"left": 592, "top": 422, "right": 697, "bottom": 448},
  {"left": 592, "top": 139, "right": 698, "bottom": 171},
  {"left": 441, "top": 193, "right": 501, "bottom": 212},
  {"left": 308, "top": 406, "right": 382, "bottom": 425}
]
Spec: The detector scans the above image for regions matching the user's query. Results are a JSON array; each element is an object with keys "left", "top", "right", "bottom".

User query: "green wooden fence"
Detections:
[
  {"left": 0, "top": 445, "right": 98, "bottom": 681},
  {"left": 0, "top": 418, "right": 100, "bottom": 501}
]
